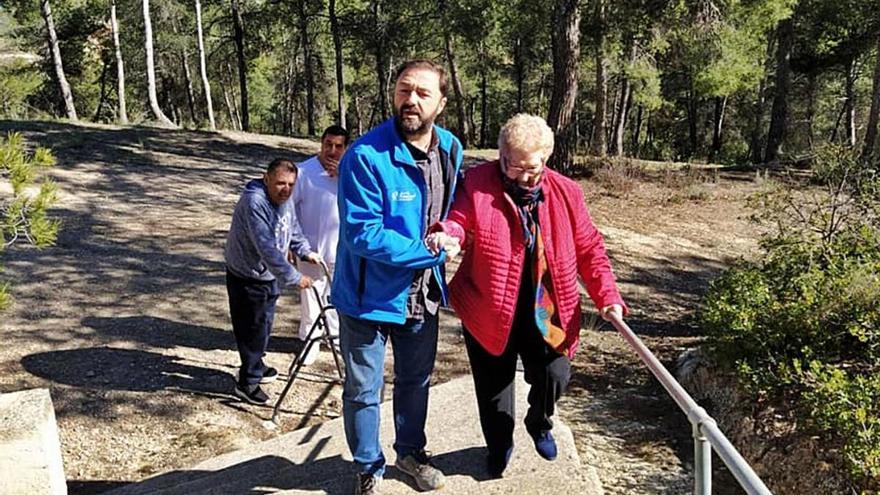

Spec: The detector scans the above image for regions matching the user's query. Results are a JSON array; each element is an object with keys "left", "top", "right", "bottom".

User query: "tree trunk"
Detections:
[
  {"left": 281, "top": 54, "right": 293, "bottom": 134},
  {"left": 94, "top": 58, "right": 108, "bottom": 121},
  {"left": 231, "top": 0, "right": 249, "bottom": 131},
  {"left": 686, "top": 86, "right": 699, "bottom": 158},
  {"left": 514, "top": 36, "right": 525, "bottom": 113},
  {"left": 830, "top": 102, "right": 846, "bottom": 143},
  {"left": 161, "top": 74, "right": 180, "bottom": 125},
  {"left": 749, "top": 38, "right": 774, "bottom": 163},
  {"left": 224, "top": 60, "right": 242, "bottom": 130},
  {"left": 195, "top": 0, "right": 216, "bottom": 130},
  {"left": 299, "top": 0, "right": 316, "bottom": 135},
  {"left": 374, "top": 51, "right": 389, "bottom": 121},
  {"left": 863, "top": 33, "right": 880, "bottom": 161},
  {"left": 171, "top": 19, "right": 197, "bottom": 125},
  {"left": 844, "top": 57, "right": 857, "bottom": 148},
  {"left": 143, "top": 0, "right": 174, "bottom": 126},
  {"left": 592, "top": 0, "right": 607, "bottom": 157},
  {"left": 765, "top": 18, "right": 794, "bottom": 163},
  {"left": 748, "top": 80, "right": 767, "bottom": 163},
  {"left": 110, "top": 0, "right": 127, "bottom": 123},
  {"left": 181, "top": 49, "right": 197, "bottom": 124},
  {"left": 480, "top": 53, "right": 488, "bottom": 148},
  {"left": 222, "top": 82, "right": 237, "bottom": 130},
  {"left": 354, "top": 94, "right": 363, "bottom": 135},
  {"left": 40, "top": 0, "right": 77, "bottom": 120},
  {"left": 329, "top": 0, "right": 346, "bottom": 128},
  {"left": 370, "top": 1, "right": 389, "bottom": 121},
  {"left": 612, "top": 43, "right": 635, "bottom": 157},
  {"left": 444, "top": 33, "right": 470, "bottom": 148},
  {"left": 806, "top": 71, "right": 817, "bottom": 152},
  {"left": 285, "top": 45, "right": 300, "bottom": 134},
  {"left": 632, "top": 106, "right": 644, "bottom": 158},
  {"left": 547, "top": 0, "right": 580, "bottom": 174},
  {"left": 709, "top": 96, "right": 727, "bottom": 162}
]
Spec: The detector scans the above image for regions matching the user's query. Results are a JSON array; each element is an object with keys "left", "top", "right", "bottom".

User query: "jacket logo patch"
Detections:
[{"left": 391, "top": 191, "right": 417, "bottom": 202}]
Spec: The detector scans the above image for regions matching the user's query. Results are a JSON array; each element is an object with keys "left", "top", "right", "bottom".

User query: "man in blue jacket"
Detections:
[
  {"left": 332, "top": 59, "right": 463, "bottom": 495},
  {"left": 225, "top": 158, "right": 321, "bottom": 405}
]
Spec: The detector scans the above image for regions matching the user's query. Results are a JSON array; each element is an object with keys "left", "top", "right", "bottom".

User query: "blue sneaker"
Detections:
[{"left": 531, "top": 431, "right": 557, "bottom": 460}]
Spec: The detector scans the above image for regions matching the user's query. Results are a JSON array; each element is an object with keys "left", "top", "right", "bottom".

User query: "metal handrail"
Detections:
[{"left": 607, "top": 313, "right": 773, "bottom": 495}]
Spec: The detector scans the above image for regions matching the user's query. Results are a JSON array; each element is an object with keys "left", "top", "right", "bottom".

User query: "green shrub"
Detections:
[
  {"left": 799, "top": 361, "right": 880, "bottom": 479},
  {"left": 699, "top": 146, "right": 880, "bottom": 487}
]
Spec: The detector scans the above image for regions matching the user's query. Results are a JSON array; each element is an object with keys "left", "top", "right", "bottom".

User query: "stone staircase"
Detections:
[{"left": 106, "top": 374, "right": 603, "bottom": 495}]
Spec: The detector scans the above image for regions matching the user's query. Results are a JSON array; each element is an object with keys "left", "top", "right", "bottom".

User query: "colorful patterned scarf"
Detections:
[{"left": 503, "top": 176, "right": 567, "bottom": 354}]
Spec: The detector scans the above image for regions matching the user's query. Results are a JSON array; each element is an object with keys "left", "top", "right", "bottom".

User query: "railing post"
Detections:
[
  {"left": 608, "top": 314, "right": 773, "bottom": 495},
  {"left": 694, "top": 422, "right": 712, "bottom": 494}
]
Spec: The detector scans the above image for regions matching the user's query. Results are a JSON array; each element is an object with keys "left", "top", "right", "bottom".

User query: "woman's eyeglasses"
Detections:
[{"left": 502, "top": 156, "right": 544, "bottom": 178}]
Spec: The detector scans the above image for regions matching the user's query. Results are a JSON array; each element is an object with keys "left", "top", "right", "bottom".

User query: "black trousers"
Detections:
[
  {"left": 226, "top": 269, "right": 280, "bottom": 386},
  {"left": 463, "top": 308, "right": 571, "bottom": 457}
]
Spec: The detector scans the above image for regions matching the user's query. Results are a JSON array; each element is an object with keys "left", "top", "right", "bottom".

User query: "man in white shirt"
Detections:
[{"left": 293, "top": 125, "right": 349, "bottom": 364}]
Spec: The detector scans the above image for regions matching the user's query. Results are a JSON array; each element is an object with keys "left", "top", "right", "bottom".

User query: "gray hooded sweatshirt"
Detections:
[{"left": 225, "top": 178, "right": 311, "bottom": 286}]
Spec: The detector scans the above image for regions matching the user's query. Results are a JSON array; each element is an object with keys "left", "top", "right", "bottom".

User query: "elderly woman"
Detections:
[{"left": 427, "top": 114, "right": 626, "bottom": 477}]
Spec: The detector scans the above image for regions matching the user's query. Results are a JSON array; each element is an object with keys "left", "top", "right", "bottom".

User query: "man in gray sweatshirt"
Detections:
[{"left": 225, "top": 158, "right": 321, "bottom": 404}]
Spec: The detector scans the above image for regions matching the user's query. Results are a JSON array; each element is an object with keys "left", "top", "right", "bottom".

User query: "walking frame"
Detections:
[{"left": 271, "top": 260, "right": 344, "bottom": 422}]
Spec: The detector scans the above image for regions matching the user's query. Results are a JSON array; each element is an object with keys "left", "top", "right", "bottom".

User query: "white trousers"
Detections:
[{"left": 297, "top": 261, "right": 339, "bottom": 341}]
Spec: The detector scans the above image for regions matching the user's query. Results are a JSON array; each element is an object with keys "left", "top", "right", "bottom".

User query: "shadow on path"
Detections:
[
  {"left": 22, "top": 347, "right": 233, "bottom": 394},
  {"left": 81, "top": 315, "right": 301, "bottom": 354},
  {"left": 92, "top": 454, "right": 353, "bottom": 495}
]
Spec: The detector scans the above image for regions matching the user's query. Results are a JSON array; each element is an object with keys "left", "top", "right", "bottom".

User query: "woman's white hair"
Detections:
[{"left": 498, "top": 113, "right": 555, "bottom": 159}]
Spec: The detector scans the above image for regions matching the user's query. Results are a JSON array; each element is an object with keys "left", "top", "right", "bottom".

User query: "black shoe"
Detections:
[
  {"left": 487, "top": 445, "right": 513, "bottom": 478},
  {"left": 234, "top": 383, "right": 269, "bottom": 405},
  {"left": 260, "top": 366, "right": 278, "bottom": 384}
]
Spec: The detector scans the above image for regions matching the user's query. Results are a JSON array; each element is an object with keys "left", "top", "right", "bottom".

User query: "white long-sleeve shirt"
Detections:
[{"left": 294, "top": 156, "right": 339, "bottom": 265}]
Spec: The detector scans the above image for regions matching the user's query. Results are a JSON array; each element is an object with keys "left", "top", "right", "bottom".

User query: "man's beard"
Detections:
[{"left": 396, "top": 106, "right": 437, "bottom": 135}]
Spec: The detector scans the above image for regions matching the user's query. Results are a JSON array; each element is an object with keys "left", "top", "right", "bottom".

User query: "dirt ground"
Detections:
[{"left": 0, "top": 120, "right": 763, "bottom": 494}]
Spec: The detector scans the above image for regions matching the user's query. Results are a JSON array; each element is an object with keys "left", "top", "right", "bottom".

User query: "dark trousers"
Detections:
[
  {"left": 226, "top": 269, "right": 280, "bottom": 386},
  {"left": 463, "top": 308, "right": 571, "bottom": 457}
]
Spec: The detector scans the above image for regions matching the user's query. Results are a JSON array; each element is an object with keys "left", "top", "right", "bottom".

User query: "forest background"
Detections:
[{"left": 2, "top": 0, "right": 880, "bottom": 170}]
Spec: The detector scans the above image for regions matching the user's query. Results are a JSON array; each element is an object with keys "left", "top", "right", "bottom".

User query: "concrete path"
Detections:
[{"left": 107, "top": 374, "right": 603, "bottom": 495}]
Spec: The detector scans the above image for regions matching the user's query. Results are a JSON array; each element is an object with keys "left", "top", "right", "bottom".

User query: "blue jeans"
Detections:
[{"left": 338, "top": 312, "right": 439, "bottom": 477}]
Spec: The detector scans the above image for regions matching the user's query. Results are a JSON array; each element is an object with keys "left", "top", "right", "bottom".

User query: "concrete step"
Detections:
[
  {"left": 107, "top": 374, "right": 603, "bottom": 495},
  {"left": 0, "top": 388, "right": 67, "bottom": 495}
]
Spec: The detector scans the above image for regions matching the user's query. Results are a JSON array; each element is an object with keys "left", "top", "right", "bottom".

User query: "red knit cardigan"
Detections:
[{"left": 434, "top": 161, "right": 627, "bottom": 358}]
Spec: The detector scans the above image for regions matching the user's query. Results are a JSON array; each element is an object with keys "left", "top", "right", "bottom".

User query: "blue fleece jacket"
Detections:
[
  {"left": 225, "top": 178, "right": 312, "bottom": 286},
  {"left": 332, "top": 118, "right": 463, "bottom": 323}
]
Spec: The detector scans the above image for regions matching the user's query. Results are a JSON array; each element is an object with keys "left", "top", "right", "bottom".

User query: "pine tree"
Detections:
[{"left": 0, "top": 132, "right": 60, "bottom": 310}]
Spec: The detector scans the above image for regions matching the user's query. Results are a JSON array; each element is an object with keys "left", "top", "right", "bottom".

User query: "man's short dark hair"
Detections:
[
  {"left": 322, "top": 125, "right": 350, "bottom": 144},
  {"left": 393, "top": 59, "right": 448, "bottom": 97},
  {"left": 266, "top": 158, "right": 298, "bottom": 176}
]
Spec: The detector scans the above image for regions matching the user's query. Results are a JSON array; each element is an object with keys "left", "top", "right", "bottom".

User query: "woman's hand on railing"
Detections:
[{"left": 600, "top": 304, "right": 624, "bottom": 322}]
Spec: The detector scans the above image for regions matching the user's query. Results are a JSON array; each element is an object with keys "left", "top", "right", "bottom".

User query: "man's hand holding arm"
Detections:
[{"left": 424, "top": 232, "right": 461, "bottom": 261}]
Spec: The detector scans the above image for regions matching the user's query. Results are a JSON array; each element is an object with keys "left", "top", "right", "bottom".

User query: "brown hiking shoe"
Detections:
[{"left": 397, "top": 450, "right": 445, "bottom": 491}]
